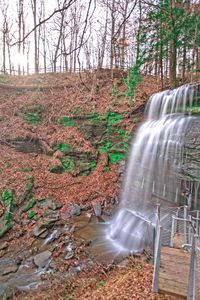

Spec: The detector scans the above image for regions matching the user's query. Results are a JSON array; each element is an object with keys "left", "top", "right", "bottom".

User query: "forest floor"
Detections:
[{"left": 0, "top": 71, "right": 177, "bottom": 299}]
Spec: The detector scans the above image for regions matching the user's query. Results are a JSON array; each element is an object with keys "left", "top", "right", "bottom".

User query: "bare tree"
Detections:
[
  {"left": 52, "top": 0, "right": 67, "bottom": 72},
  {"left": 0, "top": 1, "right": 9, "bottom": 74},
  {"left": 31, "top": 0, "right": 39, "bottom": 73},
  {"left": 16, "top": 0, "right": 25, "bottom": 75}
]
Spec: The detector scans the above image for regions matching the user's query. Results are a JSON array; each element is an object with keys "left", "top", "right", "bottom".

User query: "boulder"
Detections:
[
  {"left": 0, "top": 242, "right": 9, "bottom": 251},
  {"left": 2, "top": 264, "right": 19, "bottom": 276},
  {"left": 92, "top": 202, "right": 102, "bottom": 217},
  {"left": 69, "top": 204, "right": 81, "bottom": 216},
  {"left": 33, "top": 250, "right": 51, "bottom": 268},
  {"left": 32, "top": 226, "right": 47, "bottom": 237}
]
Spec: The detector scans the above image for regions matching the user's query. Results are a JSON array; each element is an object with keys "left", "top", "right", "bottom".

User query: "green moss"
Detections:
[
  {"left": 103, "top": 165, "right": 110, "bottom": 172},
  {"left": 108, "top": 152, "right": 126, "bottom": 164},
  {"left": 111, "top": 84, "right": 118, "bottom": 97},
  {"left": 58, "top": 111, "right": 135, "bottom": 173},
  {"left": 24, "top": 113, "right": 40, "bottom": 125},
  {"left": 104, "top": 112, "right": 122, "bottom": 125},
  {"left": 97, "top": 112, "right": 130, "bottom": 165},
  {"left": 72, "top": 106, "right": 82, "bottom": 115},
  {"left": 20, "top": 163, "right": 33, "bottom": 172},
  {"left": 65, "top": 293, "right": 74, "bottom": 300},
  {"left": 54, "top": 143, "right": 74, "bottom": 153},
  {"left": 116, "top": 129, "right": 126, "bottom": 136},
  {"left": 98, "top": 142, "right": 111, "bottom": 154},
  {"left": 23, "top": 104, "right": 42, "bottom": 125},
  {"left": 22, "top": 199, "right": 36, "bottom": 212},
  {"left": 49, "top": 165, "right": 65, "bottom": 174},
  {"left": 87, "top": 112, "right": 101, "bottom": 124},
  {"left": 132, "top": 117, "right": 138, "bottom": 123},
  {"left": 27, "top": 210, "right": 36, "bottom": 219},
  {"left": 96, "top": 280, "right": 105, "bottom": 289},
  {"left": 17, "top": 176, "right": 34, "bottom": 206},
  {"left": 60, "top": 116, "right": 76, "bottom": 127},
  {"left": 79, "top": 160, "right": 97, "bottom": 176},
  {"left": 50, "top": 151, "right": 97, "bottom": 176},
  {"left": 26, "top": 176, "right": 34, "bottom": 192},
  {"left": 1, "top": 190, "right": 14, "bottom": 232},
  {"left": 61, "top": 157, "right": 76, "bottom": 172}
]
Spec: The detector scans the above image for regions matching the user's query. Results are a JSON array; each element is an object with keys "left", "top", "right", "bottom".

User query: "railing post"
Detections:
[
  {"left": 175, "top": 187, "right": 178, "bottom": 203},
  {"left": 152, "top": 226, "right": 162, "bottom": 293},
  {"left": 175, "top": 208, "right": 179, "bottom": 233},
  {"left": 184, "top": 205, "right": 188, "bottom": 243},
  {"left": 156, "top": 203, "right": 160, "bottom": 224},
  {"left": 170, "top": 216, "right": 175, "bottom": 247},
  {"left": 196, "top": 211, "right": 199, "bottom": 236},
  {"left": 187, "top": 234, "right": 198, "bottom": 300},
  {"left": 153, "top": 204, "right": 160, "bottom": 264},
  {"left": 188, "top": 215, "right": 192, "bottom": 244}
]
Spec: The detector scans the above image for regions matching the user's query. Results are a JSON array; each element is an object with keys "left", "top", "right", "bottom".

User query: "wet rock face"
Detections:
[
  {"left": 1, "top": 137, "right": 44, "bottom": 154},
  {"left": 183, "top": 118, "right": 200, "bottom": 180},
  {"left": 0, "top": 136, "right": 53, "bottom": 155},
  {"left": 181, "top": 86, "right": 200, "bottom": 182},
  {"left": 151, "top": 116, "right": 200, "bottom": 204},
  {"left": 81, "top": 122, "right": 106, "bottom": 145},
  {"left": 2, "top": 264, "right": 19, "bottom": 276}
]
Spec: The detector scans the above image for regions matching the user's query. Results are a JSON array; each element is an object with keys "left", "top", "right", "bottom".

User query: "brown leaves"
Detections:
[{"left": 0, "top": 73, "right": 165, "bottom": 300}]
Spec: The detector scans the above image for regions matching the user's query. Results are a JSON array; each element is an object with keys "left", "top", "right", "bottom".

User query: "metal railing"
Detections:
[{"left": 152, "top": 205, "right": 200, "bottom": 299}]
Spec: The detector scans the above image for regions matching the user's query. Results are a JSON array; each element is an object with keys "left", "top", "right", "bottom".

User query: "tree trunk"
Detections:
[
  {"left": 110, "top": 0, "right": 116, "bottom": 76},
  {"left": 169, "top": 0, "right": 177, "bottom": 87},
  {"left": 3, "top": 23, "right": 6, "bottom": 74},
  {"left": 32, "top": 0, "right": 39, "bottom": 73},
  {"left": 120, "top": 0, "right": 128, "bottom": 69},
  {"left": 169, "top": 40, "right": 177, "bottom": 87},
  {"left": 182, "top": 44, "right": 186, "bottom": 82}
]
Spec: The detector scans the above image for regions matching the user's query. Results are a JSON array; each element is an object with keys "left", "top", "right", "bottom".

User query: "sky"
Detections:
[{"left": 0, "top": 0, "right": 137, "bottom": 74}]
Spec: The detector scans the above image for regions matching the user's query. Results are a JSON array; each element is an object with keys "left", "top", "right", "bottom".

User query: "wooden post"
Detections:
[
  {"left": 152, "top": 226, "right": 162, "bottom": 293},
  {"left": 187, "top": 234, "right": 198, "bottom": 300}
]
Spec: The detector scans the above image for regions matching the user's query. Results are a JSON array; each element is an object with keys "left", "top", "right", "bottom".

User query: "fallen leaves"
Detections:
[{"left": 0, "top": 72, "right": 165, "bottom": 300}]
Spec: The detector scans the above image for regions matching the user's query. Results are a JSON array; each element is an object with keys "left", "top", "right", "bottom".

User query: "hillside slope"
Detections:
[{"left": 0, "top": 72, "right": 173, "bottom": 300}]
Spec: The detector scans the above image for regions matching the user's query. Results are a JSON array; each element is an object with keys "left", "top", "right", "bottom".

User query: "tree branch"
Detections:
[
  {"left": 113, "top": 0, "right": 138, "bottom": 40},
  {"left": 11, "top": 0, "right": 77, "bottom": 46}
]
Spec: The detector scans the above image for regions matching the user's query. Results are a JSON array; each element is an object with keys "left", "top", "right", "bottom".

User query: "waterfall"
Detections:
[{"left": 108, "top": 84, "right": 199, "bottom": 253}]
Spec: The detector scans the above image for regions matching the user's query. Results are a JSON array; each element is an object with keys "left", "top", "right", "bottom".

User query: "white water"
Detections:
[{"left": 108, "top": 84, "right": 198, "bottom": 253}]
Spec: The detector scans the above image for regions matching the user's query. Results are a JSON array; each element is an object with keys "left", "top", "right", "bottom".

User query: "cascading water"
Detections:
[{"left": 108, "top": 84, "right": 200, "bottom": 254}]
